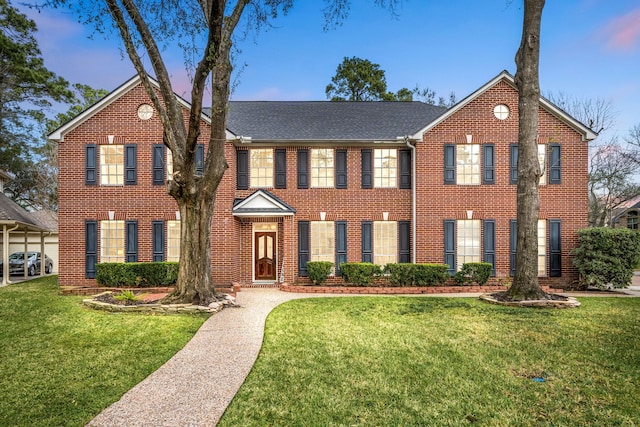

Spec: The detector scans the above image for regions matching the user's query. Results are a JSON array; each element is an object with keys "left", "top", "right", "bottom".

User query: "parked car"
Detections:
[{"left": 0, "top": 252, "right": 53, "bottom": 276}]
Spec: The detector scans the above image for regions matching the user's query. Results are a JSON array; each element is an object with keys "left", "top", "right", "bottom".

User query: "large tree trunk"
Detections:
[{"left": 508, "top": 0, "right": 546, "bottom": 301}]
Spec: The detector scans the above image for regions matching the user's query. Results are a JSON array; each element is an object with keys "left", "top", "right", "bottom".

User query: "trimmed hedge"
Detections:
[
  {"left": 572, "top": 227, "right": 640, "bottom": 289},
  {"left": 96, "top": 262, "right": 179, "bottom": 287},
  {"left": 454, "top": 262, "right": 493, "bottom": 286},
  {"left": 339, "top": 263, "right": 381, "bottom": 286},
  {"left": 385, "top": 263, "right": 450, "bottom": 286},
  {"left": 307, "top": 261, "right": 333, "bottom": 285}
]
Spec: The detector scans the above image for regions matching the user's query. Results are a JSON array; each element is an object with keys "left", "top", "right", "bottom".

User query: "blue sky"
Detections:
[{"left": 22, "top": 0, "right": 640, "bottom": 139}]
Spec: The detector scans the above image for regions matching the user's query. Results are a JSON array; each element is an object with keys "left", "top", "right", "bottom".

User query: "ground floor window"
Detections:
[
  {"left": 167, "top": 220, "right": 180, "bottom": 262},
  {"left": 311, "top": 221, "right": 335, "bottom": 263},
  {"left": 373, "top": 221, "right": 397, "bottom": 266},
  {"left": 100, "top": 220, "right": 124, "bottom": 262},
  {"left": 628, "top": 211, "right": 638, "bottom": 230},
  {"left": 538, "top": 219, "right": 546, "bottom": 276},
  {"left": 456, "top": 219, "right": 481, "bottom": 270}
]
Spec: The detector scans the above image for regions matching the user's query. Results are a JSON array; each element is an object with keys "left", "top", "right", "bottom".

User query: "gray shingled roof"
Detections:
[
  {"left": 224, "top": 101, "right": 447, "bottom": 141},
  {"left": 0, "top": 193, "right": 51, "bottom": 231}
]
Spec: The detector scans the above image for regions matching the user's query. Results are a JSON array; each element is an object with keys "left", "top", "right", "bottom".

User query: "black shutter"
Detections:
[
  {"left": 361, "top": 221, "right": 373, "bottom": 263},
  {"left": 298, "top": 221, "right": 309, "bottom": 277},
  {"left": 510, "top": 220, "right": 517, "bottom": 276},
  {"left": 85, "top": 144, "right": 97, "bottom": 185},
  {"left": 124, "top": 144, "right": 137, "bottom": 185},
  {"left": 399, "top": 220, "right": 410, "bottom": 263},
  {"left": 195, "top": 144, "right": 204, "bottom": 176},
  {"left": 444, "top": 220, "right": 456, "bottom": 275},
  {"left": 336, "top": 221, "right": 347, "bottom": 275},
  {"left": 125, "top": 220, "right": 138, "bottom": 262},
  {"left": 361, "top": 149, "right": 373, "bottom": 189},
  {"left": 444, "top": 144, "right": 456, "bottom": 184},
  {"left": 510, "top": 144, "right": 518, "bottom": 184},
  {"left": 399, "top": 149, "right": 411, "bottom": 189},
  {"left": 275, "top": 149, "right": 287, "bottom": 189},
  {"left": 297, "top": 149, "right": 308, "bottom": 189},
  {"left": 483, "top": 144, "right": 495, "bottom": 185},
  {"left": 549, "top": 219, "right": 562, "bottom": 277},
  {"left": 85, "top": 220, "right": 97, "bottom": 279},
  {"left": 152, "top": 221, "right": 165, "bottom": 262},
  {"left": 336, "top": 149, "right": 347, "bottom": 189},
  {"left": 237, "top": 150, "right": 248, "bottom": 190},
  {"left": 152, "top": 144, "right": 165, "bottom": 185},
  {"left": 549, "top": 144, "right": 561, "bottom": 184},
  {"left": 483, "top": 220, "right": 496, "bottom": 276}
]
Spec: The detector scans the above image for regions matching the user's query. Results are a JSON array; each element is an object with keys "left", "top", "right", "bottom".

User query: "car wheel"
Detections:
[
  {"left": 28, "top": 265, "right": 36, "bottom": 276},
  {"left": 45, "top": 263, "right": 52, "bottom": 274}
]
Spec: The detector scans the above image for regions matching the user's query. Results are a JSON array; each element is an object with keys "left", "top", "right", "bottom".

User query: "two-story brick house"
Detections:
[{"left": 50, "top": 70, "right": 596, "bottom": 289}]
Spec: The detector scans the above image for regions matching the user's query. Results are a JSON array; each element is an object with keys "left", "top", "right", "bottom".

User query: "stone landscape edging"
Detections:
[{"left": 82, "top": 292, "right": 236, "bottom": 314}]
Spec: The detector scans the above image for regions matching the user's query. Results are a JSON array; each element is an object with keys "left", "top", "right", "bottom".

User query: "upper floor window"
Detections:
[
  {"left": 100, "top": 145, "right": 124, "bottom": 185},
  {"left": 374, "top": 149, "right": 397, "bottom": 188},
  {"left": 510, "top": 143, "right": 561, "bottom": 185},
  {"left": 311, "top": 148, "right": 334, "bottom": 187},
  {"left": 251, "top": 148, "right": 273, "bottom": 188},
  {"left": 444, "top": 144, "right": 492, "bottom": 185},
  {"left": 457, "top": 144, "right": 480, "bottom": 185},
  {"left": 538, "top": 144, "right": 547, "bottom": 185},
  {"left": 100, "top": 220, "right": 124, "bottom": 262},
  {"left": 167, "top": 150, "right": 175, "bottom": 181}
]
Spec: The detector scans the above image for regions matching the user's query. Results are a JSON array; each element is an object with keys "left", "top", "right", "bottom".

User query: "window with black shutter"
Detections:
[
  {"left": 298, "top": 221, "right": 309, "bottom": 276},
  {"left": 85, "top": 220, "right": 97, "bottom": 278},
  {"left": 85, "top": 144, "right": 97, "bottom": 185},
  {"left": 275, "top": 149, "right": 287, "bottom": 189},
  {"left": 297, "top": 149, "right": 308, "bottom": 189},
  {"left": 361, "top": 149, "right": 372, "bottom": 189},
  {"left": 361, "top": 221, "right": 373, "bottom": 262}
]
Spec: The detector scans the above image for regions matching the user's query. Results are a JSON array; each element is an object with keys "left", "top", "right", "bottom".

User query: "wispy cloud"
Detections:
[{"left": 600, "top": 8, "right": 640, "bottom": 52}]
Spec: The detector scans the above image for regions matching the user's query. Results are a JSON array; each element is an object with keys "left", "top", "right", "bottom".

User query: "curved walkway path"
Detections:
[
  {"left": 88, "top": 277, "right": 640, "bottom": 427},
  {"left": 87, "top": 289, "right": 323, "bottom": 427}
]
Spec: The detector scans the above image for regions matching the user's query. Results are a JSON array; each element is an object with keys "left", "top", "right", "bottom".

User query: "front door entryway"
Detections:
[{"left": 254, "top": 231, "right": 276, "bottom": 281}]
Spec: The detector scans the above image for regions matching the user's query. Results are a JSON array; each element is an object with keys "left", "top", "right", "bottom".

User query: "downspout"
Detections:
[{"left": 405, "top": 136, "right": 417, "bottom": 263}]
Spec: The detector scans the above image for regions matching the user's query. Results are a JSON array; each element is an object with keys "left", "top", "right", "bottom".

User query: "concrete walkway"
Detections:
[
  {"left": 88, "top": 280, "right": 640, "bottom": 427},
  {"left": 87, "top": 289, "right": 320, "bottom": 427}
]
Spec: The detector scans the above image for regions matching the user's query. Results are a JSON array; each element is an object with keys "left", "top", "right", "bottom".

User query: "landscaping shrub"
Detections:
[
  {"left": 96, "top": 262, "right": 179, "bottom": 287},
  {"left": 385, "top": 263, "right": 450, "bottom": 286},
  {"left": 339, "top": 262, "right": 381, "bottom": 286},
  {"left": 307, "top": 261, "right": 333, "bottom": 285},
  {"left": 454, "top": 262, "right": 493, "bottom": 286},
  {"left": 572, "top": 227, "right": 640, "bottom": 289}
]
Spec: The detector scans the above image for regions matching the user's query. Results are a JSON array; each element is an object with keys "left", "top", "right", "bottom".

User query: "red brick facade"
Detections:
[{"left": 53, "top": 72, "right": 593, "bottom": 288}]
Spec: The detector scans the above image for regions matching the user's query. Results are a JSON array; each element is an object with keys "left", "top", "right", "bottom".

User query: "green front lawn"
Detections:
[
  {"left": 220, "top": 297, "right": 640, "bottom": 426},
  {"left": 0, "top": 276, "right": 207, "bottom": 427}
]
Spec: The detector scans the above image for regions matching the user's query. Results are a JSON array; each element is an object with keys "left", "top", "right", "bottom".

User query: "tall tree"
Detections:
[
  {"left": 326, "top": 56, "right": 391, "bottom": 101},
  {"left": 326, "top": 56, "right": 455, "bottom": 104},
  {"left": 0, "top": 0, "right": 73, "bottom": 207},
  {"left": 507, "top": 0, "right": 546, "bottom": 301},
  {"left": 41, "top": 0, "right": 300, "bottom": 305}
]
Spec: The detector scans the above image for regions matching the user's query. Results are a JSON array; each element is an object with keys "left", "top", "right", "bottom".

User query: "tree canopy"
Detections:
[
  {"left": 326, "top": 56, "right": 456, "bottom": 105},
  {"left": 0, "top": 0, "right": 74, "bottom": 209}
]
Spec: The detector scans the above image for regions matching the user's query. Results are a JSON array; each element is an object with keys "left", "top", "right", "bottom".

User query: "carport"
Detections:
[{"left": 0, "top": 194, "right": 53, "bottom": 286}]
